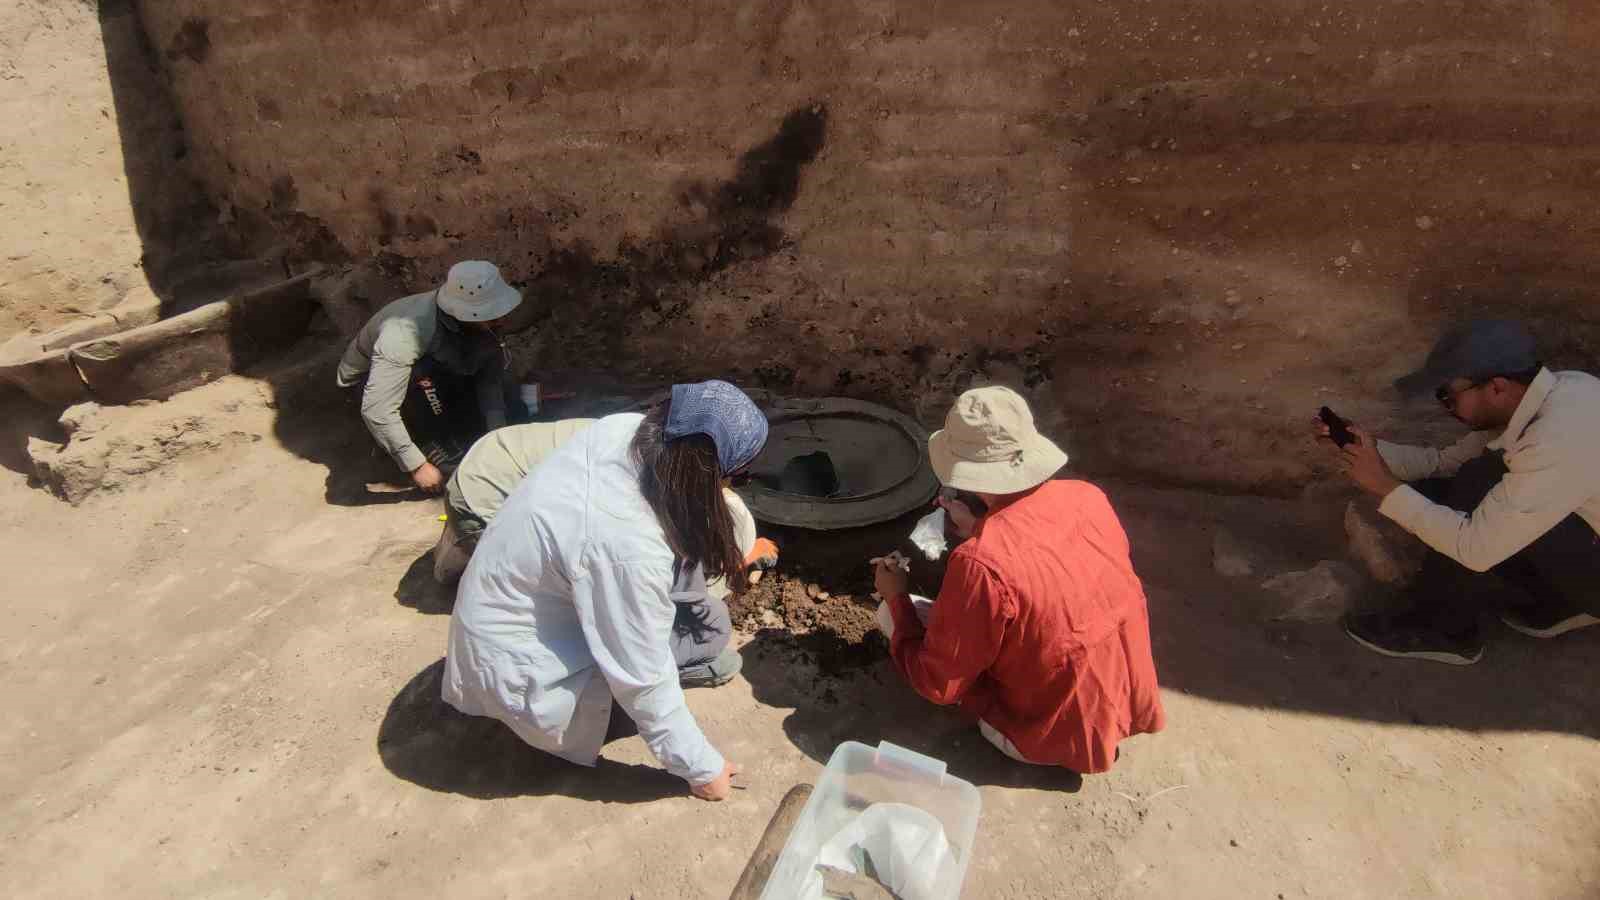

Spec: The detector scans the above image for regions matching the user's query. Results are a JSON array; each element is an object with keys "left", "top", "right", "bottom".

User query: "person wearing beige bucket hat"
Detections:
[
  {"left": 336, "top": 260, "right": 528, "bottom": 495},
  {"left": 874, "top": 385, "right": 1165, "bottom": 774}
]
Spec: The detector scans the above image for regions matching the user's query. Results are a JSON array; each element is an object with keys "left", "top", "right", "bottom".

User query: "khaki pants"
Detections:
[
  {"left": 875, "top": 595, "right": 1041, "bottom": 766},
  {"left": 431, "top": 501, "right": 486, "bottom": 584}
]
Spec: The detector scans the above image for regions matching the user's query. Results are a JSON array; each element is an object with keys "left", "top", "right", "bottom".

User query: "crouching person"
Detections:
[
  {"left": 442, "top": 381, "right": 768, "bottom": 800},
  {"left": 433, "top": 419, "right": 778, "bottom": 585},
  {"left": 336, "top": 260, "right": 526, "bottom": 494},
  {"left": 873, "top": 386, "right": 1165, "bottom": 774}
]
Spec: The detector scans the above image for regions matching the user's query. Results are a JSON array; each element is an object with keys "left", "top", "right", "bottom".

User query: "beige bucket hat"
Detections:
[
  {"left": 435, "top": 260, "right": 523, "bottom": 323},
  {"left": 927, "top": 386, "right": 1068, "bottom": 493}
]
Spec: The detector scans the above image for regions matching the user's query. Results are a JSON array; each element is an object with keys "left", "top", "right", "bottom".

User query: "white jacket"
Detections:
[
  {"left": 1378, "top": 368, "right": 1600, "bottom": 572},
  {"left": 442, "top": 413, "right": 724, "bottom": 784}
]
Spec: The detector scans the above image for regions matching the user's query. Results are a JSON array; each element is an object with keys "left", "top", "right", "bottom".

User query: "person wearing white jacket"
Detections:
[{"left": 442, "top": 381, "right": 768, "bottom": 800}]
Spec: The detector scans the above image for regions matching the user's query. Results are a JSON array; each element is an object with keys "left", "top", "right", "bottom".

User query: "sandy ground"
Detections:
[{"left": 1, "top": 365, "right": 1596, "bottom": 900}]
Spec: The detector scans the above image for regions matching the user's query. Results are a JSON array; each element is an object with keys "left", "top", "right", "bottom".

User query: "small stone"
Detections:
[
  {"left": 1350, "top": 240, "right": 1365, "bottom": 255},
  {"left": 1261, "top": 561, "right": 1361, "bottom": 623},
  {"left": 747, "top": 569, "right": 764, "bottom": 585},
  {"left": 1231, "top": 343, "right": 1246, "bottom": 351},
  {"left": 1345, "top": 501, "right": 1424, "bottom": 585},
  {"left": 1333, "top": 255, "right": 1350, "bottom": 268},
  {"left": 1212, "top": 530, "right": 1258, "bottom": 578},
  {"left": 816, "top": 591, "right": 830, "bottom": 601},
  {"left": 1230, "top": 839, "right": 1240, "bottom": 848},
  {"left": 1415, "top": 215, "right": 1435, "bottom": 230},
  {"left": 1223, "top": 289, "right": 1243, "bottom": 306},
  {"left": 804, "top": 582, "right": 822, "bottom": 599}
]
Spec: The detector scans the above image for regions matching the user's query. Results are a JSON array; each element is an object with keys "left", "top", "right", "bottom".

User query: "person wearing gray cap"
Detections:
[
  {"left": 442, "top": 380, "right": 766, "bottom": 801},
  {"left": 1317, "top": 320, "right": 1600, "bottom": 665},
  {"left": 335, "top": 260, "right": 527, "bottom": 495}
]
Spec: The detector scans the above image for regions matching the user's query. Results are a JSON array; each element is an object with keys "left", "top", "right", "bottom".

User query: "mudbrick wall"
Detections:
[{"left": 134, "top": 1, "right": 1600, "bottom": 492}]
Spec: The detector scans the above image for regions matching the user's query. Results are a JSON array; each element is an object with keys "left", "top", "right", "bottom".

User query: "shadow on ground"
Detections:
[
  {"left": 394, "top": 550, "right": 453, "bottom": 615},
  {"left": 0, "top": 385, "right": 65, "bottom": 479},
  {"left": 739, "top": 630, "right": 1083, "bottom": 793},
  {"left": 733, "top": 481, "right": 1599, "bottom": 792},
  {"left": 1115, "top": 484, "right": 1600, "bottom": 740},
  {"left": 378, "top": 659, "right": 681, "bottom": 803}
]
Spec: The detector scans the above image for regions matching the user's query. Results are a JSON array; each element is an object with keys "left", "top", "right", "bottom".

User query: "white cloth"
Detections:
[
  {"left": 705, "top": 491, "right": 758, "bottom": 601},
  {"left": 442, "top": 413, "right": 724, "bottom": 785},
  {"left": 801, "top": 803, "right": 958, "bottom": 900},
  {"left": 1377, "top": 368, "right": 1600, "bottom": 572}
]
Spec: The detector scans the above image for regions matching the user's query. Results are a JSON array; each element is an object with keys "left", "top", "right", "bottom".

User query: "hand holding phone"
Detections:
[{"left": 1317, "top": 406, "right": 1359, "bottom": 448}]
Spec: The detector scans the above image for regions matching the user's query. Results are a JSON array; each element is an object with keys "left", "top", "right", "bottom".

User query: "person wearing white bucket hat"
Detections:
[
  {"left": 873, "top": 385, "right": 1165, "bottom": 774},
  {"left": 336, "top": 260, "right": 527, "bottom": 494}
]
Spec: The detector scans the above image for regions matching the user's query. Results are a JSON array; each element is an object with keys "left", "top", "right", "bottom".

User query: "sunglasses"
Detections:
[{"left": 1435, "top": 380, "right": 1488, "bottom": 409}]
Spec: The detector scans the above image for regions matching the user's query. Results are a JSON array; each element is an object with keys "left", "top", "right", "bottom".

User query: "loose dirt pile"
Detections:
[{"left": 728, "top": 572, "right": 888, "bottom": 673}]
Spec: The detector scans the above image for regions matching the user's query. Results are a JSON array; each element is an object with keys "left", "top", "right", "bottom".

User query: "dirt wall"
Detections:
[{"left": 136, "top": 0, "right": 1600, "bottom": 491}]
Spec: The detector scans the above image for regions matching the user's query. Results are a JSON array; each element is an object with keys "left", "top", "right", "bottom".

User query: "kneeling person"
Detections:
[
  {"left": 873, "top": 386, "right": 1165, "bottom": 774},
  {"left": 433, "top": 419, "right": 777, "bottom": 586},
  {"left": 443, "top": 382, "right": 771, "bottom": 800}
]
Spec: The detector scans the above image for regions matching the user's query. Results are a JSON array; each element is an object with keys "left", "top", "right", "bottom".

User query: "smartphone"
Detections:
[{"left": 1318, "top": 406, "right": 1358, "bottom": 448}]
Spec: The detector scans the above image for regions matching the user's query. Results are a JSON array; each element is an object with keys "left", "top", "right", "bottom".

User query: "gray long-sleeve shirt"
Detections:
[{"left": 336, "top": 291, "right": 509, "bottom": 472}]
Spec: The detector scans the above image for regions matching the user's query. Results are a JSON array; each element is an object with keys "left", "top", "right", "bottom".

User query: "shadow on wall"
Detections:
[
  {"left": 378, "top": 659, "right": 681, "bottom": 802},
  {"left": 97, "top": 1, "right": 231, "bottom": 316},
  {"left": 248, "top": 104, "right": 828, "bottom": 502},
  {"left": 495, "top": 103, "right": 829, "bottom": 365}
]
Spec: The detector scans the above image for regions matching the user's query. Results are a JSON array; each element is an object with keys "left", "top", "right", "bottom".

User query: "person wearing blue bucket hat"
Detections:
[
  {"left": 443, "top": 380, "right": 769, "bottom": 801},
  {"left": 1315, "top": 320, "right": 1600, "bottom": 665}
]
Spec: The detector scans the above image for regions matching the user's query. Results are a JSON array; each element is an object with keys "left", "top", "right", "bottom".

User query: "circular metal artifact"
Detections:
[{"left": 736, "top": 397, "right": 939, "bottom": 530}]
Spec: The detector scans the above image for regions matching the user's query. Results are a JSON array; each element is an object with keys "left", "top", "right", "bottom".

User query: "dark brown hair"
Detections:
[{"left": 632, "top": 404, "right": 749, "bottom": 594}]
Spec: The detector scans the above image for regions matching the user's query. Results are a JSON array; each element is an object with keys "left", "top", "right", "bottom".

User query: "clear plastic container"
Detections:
[{"left": 759, "top": 740, "right": 982, "bottom": 900}]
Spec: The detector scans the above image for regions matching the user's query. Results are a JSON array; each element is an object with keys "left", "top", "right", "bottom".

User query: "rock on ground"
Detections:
[
  {"left": 1260, "top": 560, "right": 1365, "bottom": 623},
  {"left": 1345, "top": 499, "right": 1425, "bottom": 586}
]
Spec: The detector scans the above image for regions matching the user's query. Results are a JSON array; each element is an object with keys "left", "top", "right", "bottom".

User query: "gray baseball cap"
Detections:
[{"left": 1394, "top": 319, "right": 1540, "bottom": 397}]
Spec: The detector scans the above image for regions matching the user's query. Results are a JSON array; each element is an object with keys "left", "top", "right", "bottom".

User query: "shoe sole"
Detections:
[
  {"left": 1344, "top": 625, "right": 1483, "bottom": 666},
  {"left": 1500, "top": 613, "right": 1600, "bottom": 639}
]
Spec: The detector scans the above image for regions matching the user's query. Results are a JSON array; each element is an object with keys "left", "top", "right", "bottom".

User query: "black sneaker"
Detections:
[
  {"left": 1501, "top": 608, "right": 1600, "bottom": 639},
  {"left": 1343, "top": 613, "right": 1484, "bottom": 666}
]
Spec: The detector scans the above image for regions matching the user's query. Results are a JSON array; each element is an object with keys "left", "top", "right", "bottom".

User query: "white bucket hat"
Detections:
[
  {"left": 435, "top": 260, "right": 523, "bottom": 323},
  {"left": 927, "top": 385, "right": 1069, "bottom": 494}
]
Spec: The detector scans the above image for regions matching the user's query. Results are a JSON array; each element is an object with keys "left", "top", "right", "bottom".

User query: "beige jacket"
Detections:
[{"left": 1378, "top": 368, "right": 1600, "bottom": 572}]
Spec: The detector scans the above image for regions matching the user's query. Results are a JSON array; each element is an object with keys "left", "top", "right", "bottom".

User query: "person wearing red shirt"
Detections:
[{"left": 874, "top": 386, "right": 1166, "bottom": 774}]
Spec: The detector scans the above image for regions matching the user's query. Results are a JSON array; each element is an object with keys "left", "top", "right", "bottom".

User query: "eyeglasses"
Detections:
[{"left": 1435, "top": 380, "right": 1488, "bottom": 409}]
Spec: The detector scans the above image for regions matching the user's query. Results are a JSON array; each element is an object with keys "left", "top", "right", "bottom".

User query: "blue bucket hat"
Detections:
[{"left": 664, "top": 380, "right": 769, "bottom": 474}]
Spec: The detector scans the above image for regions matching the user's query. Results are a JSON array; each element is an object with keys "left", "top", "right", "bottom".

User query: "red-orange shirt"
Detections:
[{"left": 886, "top": 480, "right": 1165, "bottom": 773}]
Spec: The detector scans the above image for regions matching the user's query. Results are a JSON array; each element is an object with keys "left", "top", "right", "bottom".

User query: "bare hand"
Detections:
[
  {"left": 873, "top": 556, "right": 910, "bottom": 599},
  {"left": 937, "top": 496, "right": 977, "bottom": 539},
  {"left": 690, "top": 761, "right": 741, "bottom": 801},
  {"left": 411, "top": 462, "right": 445, "bottom": 494},
  {"left": 1339, "top": 427, "right": 1402, "bottom": 498}
]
